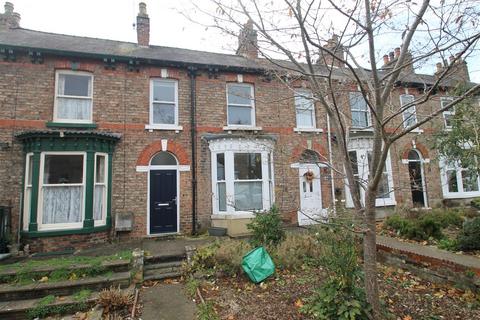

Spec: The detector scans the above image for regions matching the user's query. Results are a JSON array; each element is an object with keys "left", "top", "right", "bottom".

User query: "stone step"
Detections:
[
  {"left": 144, "top": 252, "right": 186, "bottom": 265},
  {"left": 143, "top": 271, "right": 183, "bottom": 282},
  {"left": 0, "top": 292, "right": 99, "bottom": 320},
  {"left": 0, "top": 271, "right": 130, "bottom": 302},
  {"left": 144, "top": 260, "right": 183, "bottom": 271},
  {"left": 0, "top": 259, "right": 130, "bottom": 284}
]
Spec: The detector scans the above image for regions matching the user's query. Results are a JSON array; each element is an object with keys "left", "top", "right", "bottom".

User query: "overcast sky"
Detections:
[{"left": 8, "top": 0, "right": 480, "bottom": 82}]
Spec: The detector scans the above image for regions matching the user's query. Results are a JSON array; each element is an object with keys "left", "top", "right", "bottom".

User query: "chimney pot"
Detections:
[
  {"left": 435, "top": 62, "right": 443, "bottom": 73},
  {"left": 383, "top": 55, "right": 389, "bottom": 65},
  {"left": 389, "top": 51, "right": 394, "bottom": 61},
  {"left": 394, "top": 47, "right": 400, "bottom": 58},
  {"left": 449, "top": 55, "right": 455, "bottom": 63},
  {"left": 4, "top": 2, "right": 13, "bottom": 14},
  {"left": 136, "top": 2, "right": 150, "bottom": 47}
]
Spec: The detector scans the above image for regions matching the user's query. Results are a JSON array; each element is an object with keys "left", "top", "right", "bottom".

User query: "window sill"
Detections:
[
  {"left": 351, "top": 127, "right": 373, "bottom": 132},
  {"left": 404, "top": 127, "right": 424, "bottom": 133},
  {"left": 46, "top": 122, "right": 97, "bottom": 129},
  {"left": 211, "top": 212, "right": 256, "bottom": 219},
  {"left": 21, "top": 224, "right": 109, "bottom": 238},
  {"left": 294, "top": 127, "right": 323, "bottom": 134},
  {"left": 145, "top": 124, "right": 183, "bottom": 133},
  {"left": 223, "top": 126, "right": 262, "bottom": 132},
  {"left": 443, "top": 193, "right": 480, "bottom": 199}
]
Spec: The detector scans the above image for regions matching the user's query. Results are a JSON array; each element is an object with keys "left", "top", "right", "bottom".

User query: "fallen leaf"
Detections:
[{"left": 294, "top": 298, "right": 303, "bottom": 308}]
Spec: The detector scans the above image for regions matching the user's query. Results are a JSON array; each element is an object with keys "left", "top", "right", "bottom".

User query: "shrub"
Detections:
[
  {"left": 213, "top": 239, "right": 252, "bottom": 275},
  {"left": 437, "top": 238, "right": 459, "bottom": 251},
  {"left": 471, "top": 198, "right": 480, "bottom": 210},
  {"left": 423, "top": 209, "right": 463, "bottom": 228},
  {"left": 384, "top": 214, "right": 443, "bottom": 241},
  {"left": 301, "top": 226, "right": 370, "bottom": 320},
  {"left": 457, "top": 217, "right": 480, "bottom": 251},
  {"left": 247, "top": 205, "right": 286, "bottom": 247},
  {"left": 273, "top": 232, "right": 321, "bottom": 269},
  {"left": 98, "top": 286, "right": 134, "bottom": 313}
]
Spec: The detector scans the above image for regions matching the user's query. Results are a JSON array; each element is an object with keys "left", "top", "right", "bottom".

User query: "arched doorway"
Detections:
[
  {"left": 408, "top": 149, "right": 427, "bottom": 207},
  {"left": 148, "top": 151, "right": 179, "bottom": 234}
]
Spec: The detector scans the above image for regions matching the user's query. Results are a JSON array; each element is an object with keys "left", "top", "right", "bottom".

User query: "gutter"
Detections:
[
  {"left": 327, "top": 114, "right": 336, "bottom": 213},
  {"left": 188, "top": 66, "right": 198, "bottom": 235}
]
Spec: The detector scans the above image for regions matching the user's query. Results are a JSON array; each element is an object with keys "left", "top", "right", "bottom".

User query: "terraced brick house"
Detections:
[{"left": 0, "top": 2, "right": 476, "bottom": 253}]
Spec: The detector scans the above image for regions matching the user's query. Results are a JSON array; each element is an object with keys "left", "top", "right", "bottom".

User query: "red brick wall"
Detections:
[{"left": 0, "top": 52, "right": 456, "bottom": 252}]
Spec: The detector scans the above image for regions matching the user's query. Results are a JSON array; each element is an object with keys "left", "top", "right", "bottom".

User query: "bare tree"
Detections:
[{"left": 189, "top": 0, "right": 480, "bottom": 317}]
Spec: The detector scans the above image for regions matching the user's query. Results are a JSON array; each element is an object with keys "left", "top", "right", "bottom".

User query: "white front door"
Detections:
[{"left": 297, "top": 165, "right": 326, "bottom": 226}]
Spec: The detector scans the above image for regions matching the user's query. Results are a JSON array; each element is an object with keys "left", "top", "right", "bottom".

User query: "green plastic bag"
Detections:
[{"left": 241, "top": 246, "right": 275, "bottom": 283}]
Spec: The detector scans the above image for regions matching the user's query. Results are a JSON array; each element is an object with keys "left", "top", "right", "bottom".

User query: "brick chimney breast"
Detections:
[
  {"left": 136, "top": 2, "right": 150, "bottom": 47},
  {"left": 236, "top": 19, "right": 258, "bottom": 59},
  {"left": 0, "top": 2, "right": 21, "bottom": 29}
]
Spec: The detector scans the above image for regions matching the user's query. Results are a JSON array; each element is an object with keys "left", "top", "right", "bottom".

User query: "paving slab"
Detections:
[{"left": 141, "top": 284, "right": 196, "bottom": 320}]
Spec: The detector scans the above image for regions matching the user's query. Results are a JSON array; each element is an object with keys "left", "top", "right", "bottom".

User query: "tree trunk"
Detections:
[{"left": 363, "top": 194, "right": 381, "bottom": 319}]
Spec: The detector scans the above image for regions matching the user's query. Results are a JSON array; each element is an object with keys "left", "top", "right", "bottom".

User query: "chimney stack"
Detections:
[
  {"left": 317, "top": 34, "right": 345, "bottom": 67},
  {"left": 0, "top": 2, "right": 21, "bottom": 30},
  {"left": 236, "top": 19, "right": 258, "bottom": 59},
  {"left": 394, "top": 47, "right": 400, "bottom": 58},
  {"left": 136, "top": 2, "right": 150, "bottom": 47},
  {"left": 383, "top": 55, "right": 389, "bottom": 66}
]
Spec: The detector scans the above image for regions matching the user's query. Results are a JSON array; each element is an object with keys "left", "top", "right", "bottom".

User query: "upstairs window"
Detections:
[
  {"left": 55, "top": 71, "right": 93, "bottom": 123},
  {"left": 400, "top": 94, "right": 417, "bottom": 128},
  {"left": 349, "top": 92, "right": 370, "bottom": 128},
  {"left": 150, "top": 79, "right": 178, "bottom": 126},
  {"left": 295, "top": 90, "right": 316, "bottom": 128},
  {"left": 227, "top": 83, "right": 255, "bottom": 126},
  {"left": 441, "top": 97, "right": 454, "bottom": 129}
]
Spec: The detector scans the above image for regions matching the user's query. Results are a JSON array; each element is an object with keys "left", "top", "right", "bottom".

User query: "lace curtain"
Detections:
[
  {"left": 42, "top": 186, "right": 83, "bottom": 224},
  {"left": 93, "top": 185, "right": 105, "bottom": 220},
  {"left": 56, "top": 97, "right": 91, "bottom": 120}
]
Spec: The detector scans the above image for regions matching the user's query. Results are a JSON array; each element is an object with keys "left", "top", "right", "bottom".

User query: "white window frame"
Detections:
[
  {"left": 53, "top": 70, "right": 93, "bottom": 124},
  {"left": 23, "top": 153, "right": 33, "bottom": 231},
  {"left": 349, "top": 92, "right": 371, "bottom": 128},
  {"left": 226, "top": 83, "right": 256, "bottom": 128},
  {"left": 147, "top": 79, "right": 181, "bottom": 130},
  {"left": 93, "top": 153, "right": 108, "bottom": 227},
  {"left": 209, "top": 139, "right": 274, "bottom": 216},
  {"left": 441, "top": 97, "right": 454, "bottom": 130},
  {"left": 294, "top": 89, "right": 316, "bottom": 129},
  {"left": 400, "top": 94, "right": 418, "bottom": 128},
  {"left": 37, "top": 151, "right": 86, "bottom": 231},
  {"left": 440, "top": 158, "right": 480, "bottom": 199},
  {"left": 345, "top": 139, "right": 396, "bottom": 207}
]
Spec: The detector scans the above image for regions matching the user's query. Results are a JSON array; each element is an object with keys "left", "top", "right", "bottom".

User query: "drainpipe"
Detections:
[
  {"left": 327, "top": 114, "right": 336, "bottom": 213},
  {"left": 188, "top": 66, "right": 198, "bottom": 235}
]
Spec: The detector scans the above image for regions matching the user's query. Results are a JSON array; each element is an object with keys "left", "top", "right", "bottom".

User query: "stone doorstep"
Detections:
[
  {"left": 0, "top": 259, "right": 130, "bottom": 279},
  {"left": 144, "top": 252, "right": 186, "bottom": 265},
  {"left": 0, "top": 271, "right": 131, "bottom": 302},
  {"left": 144, "top": 261, "right": 183, "bottom": 271}
]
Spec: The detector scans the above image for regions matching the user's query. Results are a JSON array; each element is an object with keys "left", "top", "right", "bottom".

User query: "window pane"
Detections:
[
  {"left": 59, "top": 74, "right": 91, "bottom": 97},
  {"left": 42, "top": 185, "right": 83, "bottom": 224},
  {"left": 27, "top": 154, "right": 33, "bottom": 185},
  {"left": 216, "top": 153, "right": 225, "bottom": 181},
  {"left": 296, "top": 108, "right": 314, "bottom": 127},
  {"left": 44, "top": 155, "right": 83, "bottom": 184},
  {"left": 376, "top": 173, "right": 390, "bottom": 199},
  {"left": 93, "top": 185, "right": 105, "bottom": 220},
  {"left": 57, "top": 97, "right": 91, "bottom": 120},
  {"left": 447, "top": 170, "right": 458, "bottom": 192},
  {"left": 96, "top": 155, "right": 105, "bottom": 183},
  {"left": 444, "top": 113, "right": 453, "bottom": 128},
  {"left": 153, "top": 82, "right": 175, "bottom": 102},
  {"left": 228, "top": 85, "right": 252, "bottom": 105},
  {"left": 218, "top": 182, "right": 226, "bottom": 211},
  {"left": 153, "top": 103, "right": 175, "bottom": 124},
  {"left": 403, "top": 108, "right": 417, "bottom": 127},
  {"left": 462, "top": 170, "right": 479, "bottom": 192},
  {"left": 348, "top": 151, "right": 359, "bottom": 176},
  {"left": 352, "top": 111, "right": 369, "bottom": 127},
  {"left": 151, "top": 152, "right": 177, "bottom": 165},
  {"left": 234, "top": 181, "right": 263, "bottom": 211},
  {"left": 234, "top": 153, "right": 262, "bottom": 180},
  {"left": 228, "top": 105, "right": 252, "bottom": 125}
]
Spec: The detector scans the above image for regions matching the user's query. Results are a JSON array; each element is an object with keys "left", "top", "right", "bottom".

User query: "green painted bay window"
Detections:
[{"left": 17, "top": 131, "right": 120, "bottom": 237}]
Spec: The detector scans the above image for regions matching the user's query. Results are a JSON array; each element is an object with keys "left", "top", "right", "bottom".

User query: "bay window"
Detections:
[
  {"left": 54, "top": 71, "right": 93, "bottom": 123},
  {"left": 18, "top": 131, "right": 119, "bottom": 235},
  {"left": 345, "top": 139, "right": 395, "bottom": 207},
  {"left": 210, "top": 138, "right": 274, "bottom": 215},
  {"left": 440, "top": 159, "right": 480, "bottom": 198}
]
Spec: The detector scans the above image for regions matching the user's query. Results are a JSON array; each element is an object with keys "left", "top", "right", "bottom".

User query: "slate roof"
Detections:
[
  {"left": 0, "top": 27, "right": 264, "bottom": 71},
  {"left": 0, "top": 27, "right": 471, "bottom": 87},
  {"left": 15, "top": 130, "right": 122, "bottom": 140}
]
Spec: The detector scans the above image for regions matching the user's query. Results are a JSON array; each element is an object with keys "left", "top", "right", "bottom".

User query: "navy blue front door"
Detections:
[{"left": 150, "top": 170, "right": 177, "bottom": 234}]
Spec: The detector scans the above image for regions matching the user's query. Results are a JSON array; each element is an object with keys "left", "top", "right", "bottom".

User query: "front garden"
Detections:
[{"left": 184, "top": 208, "right": 480, "bottom": 319}]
